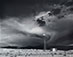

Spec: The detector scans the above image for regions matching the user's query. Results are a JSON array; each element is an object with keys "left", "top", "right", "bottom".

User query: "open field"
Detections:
[{"left": 0, "top": 48, "right": 73, "bottom": 57}]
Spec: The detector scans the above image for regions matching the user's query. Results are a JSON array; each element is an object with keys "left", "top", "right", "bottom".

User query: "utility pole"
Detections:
[{"left": 43, "top": 36, "right": 46, "bottom": 51}]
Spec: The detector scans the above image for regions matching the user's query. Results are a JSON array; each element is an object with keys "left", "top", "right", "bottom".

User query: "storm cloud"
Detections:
[
  {"left": 0, "top": 13, "right": 73, "bottom": 48},
  {"left": 0, "top": 0, "right": 73, "bottom": 48}
]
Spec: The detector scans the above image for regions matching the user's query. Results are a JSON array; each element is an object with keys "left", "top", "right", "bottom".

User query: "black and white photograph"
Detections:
[{"left": 0, "top": 0, "right": 73, "bottom": 57}]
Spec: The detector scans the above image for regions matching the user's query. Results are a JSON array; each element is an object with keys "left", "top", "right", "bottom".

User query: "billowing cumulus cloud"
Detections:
[
  {"left": 0, "top": 13, "right": 73, "bottom": 48},
  {"left": 0, "top": 17, "right": 46, "bottom": 47}
]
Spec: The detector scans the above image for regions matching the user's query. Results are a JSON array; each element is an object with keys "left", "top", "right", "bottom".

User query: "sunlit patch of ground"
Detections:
[{"left": 0, "top": 48, "right": 73, "bottom": 57}]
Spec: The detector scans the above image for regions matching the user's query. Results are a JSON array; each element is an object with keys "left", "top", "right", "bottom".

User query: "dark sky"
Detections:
[
  {"left": 0, "top": 0, "right": 69, "bottom": 18},
  {"left": 0, "top": 0, "right": 47, "bottom": 17}
]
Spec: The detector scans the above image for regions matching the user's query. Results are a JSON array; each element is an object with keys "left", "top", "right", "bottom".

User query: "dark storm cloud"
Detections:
[{"left": 47, "top": 16, "right": 73, "bottom": 46}]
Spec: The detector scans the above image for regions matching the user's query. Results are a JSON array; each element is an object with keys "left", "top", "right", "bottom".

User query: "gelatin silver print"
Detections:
[{"left": 0, "top": 0, "right": 73, "bottom": 57}]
